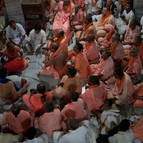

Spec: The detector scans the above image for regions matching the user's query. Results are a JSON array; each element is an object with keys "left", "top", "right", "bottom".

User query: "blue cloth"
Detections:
[{"left": 0, "top": 78, "right": 19, "bottom": 91}]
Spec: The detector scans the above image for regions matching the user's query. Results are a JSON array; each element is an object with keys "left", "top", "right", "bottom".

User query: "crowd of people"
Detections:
[{"left": 0, "top": 0, "right": 143, "bottom": 142}]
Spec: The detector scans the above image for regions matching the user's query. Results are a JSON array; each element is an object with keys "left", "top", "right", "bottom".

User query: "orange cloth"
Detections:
[
  {"left": 132, "top": 116, "right": 143, "bottom": 142},
  {"left": 23, "top": 94, "right": 44, "bottom": 113},
  {"left": 45, "top": 0, "right": 52, "bottom": 11},
  {"left": 74, "top": 52, "right": 90, "bottom": 81},
  {"left": 84, "top": 22, "right": 93, "bottom": 32},
  {"left": 105, "top": 24, "right": 115, "bottom": 41},
  {"left": 4, "top": 46, "right": 20, "bottom": 61},
  {"left": 123, "top": 0, "right": 131, "bottom": 6},
  {"left": 115, "top": 75, "right": 125, "bottom": 89},
  {"left": 63, "top": 0, "right": 72, "bottom": 13},
  {"left": 54, "top": 35, "right": 65, "bottom": 46},
  {"left": 6, "top": 110, "right": 32, "bottom": 134},
  {"left": 37, "top": 109, "right": 62, "bottom": 136},
  {"left": 91, "top": 0, "right": 98, "bottom": 6},
  {"left": 138, "top": 42, "right": 143, "bottom": 66},
  {"left": 80, "top": 82, "right": 107, "bottom": 111},
  {"left": 50, "top": 31, "right": 73, "bottom": 59},
  {"left": 97, "top": 12, "right": 111, "bottom": 27}
]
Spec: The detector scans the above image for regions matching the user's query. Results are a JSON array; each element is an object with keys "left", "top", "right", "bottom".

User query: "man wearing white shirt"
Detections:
[
  {"left": 122, "top": 4, "right": 135, "bottom": 24},
  {"left": 6, "top": 20, "right": 27, "bottom": 48},
  {"left": 85, "top": 0, "right": 103, "bottom": 14},
  {"left": 109, "top": 119, "right": 134, "bottom": 143},
  {"left": 28, "top": 24, "right": 46, "bottom": 55}
]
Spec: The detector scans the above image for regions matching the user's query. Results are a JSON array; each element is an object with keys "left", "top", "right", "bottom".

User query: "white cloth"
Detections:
[
  {"left": 28, "top": 29, "right": 46, "bottom": 50},
  {"left": 115, "top": 17, "right": 127, "bottom": 35},
  {"left": 140, "top": 16, "right": 143, "bottom": 39},
  {"left": 92, "top": 14, "right": 102, "bottom": 22},
  {"left": 7, "top": 75, "right": 22, "bottom": 88},
  {"left": 53, "top": 120, "right": 98, "bottom": 143},
  {"left": 6, "top": 23, "right": 26, "bottom": 45},
  {"left": 0, "top": 16, "right": 5, "bottom": 32},
  {"left": 23, "top": 134, "right": 50, "bottom": 143},
  {"left": 85, "top": 0, "right": 103, "bottom": 13},
  {"left": 122, "top": 10, "right": 135, "bottom": 24},
  {"left": 100, "top": 109, "right": 120, "bottom": 134},
  {"left": 109, "top": 129, "right": 134, "bottom": 143}
]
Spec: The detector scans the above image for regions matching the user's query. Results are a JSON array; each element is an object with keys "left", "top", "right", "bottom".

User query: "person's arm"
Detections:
[
  {"left": 35, "top": 31, "right": 46, "bottom": 55},
  {"left": 17, "top": 24, "right": 26, "bottom": 46}
]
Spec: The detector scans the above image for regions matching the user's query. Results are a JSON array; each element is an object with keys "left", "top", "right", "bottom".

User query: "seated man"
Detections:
[
  {"left": 126, "top": 48, "right": 142, "bottom": 75},
  {"left": 77, "top": 14, "right": 95, "bottom": 41},
  {"left": 61, "top": 92, "right": 87, "bottom": 122},
  {"left": 35, "top": 101, "right": 62, "bottom": 137},
  {"left": 28, "top": 24, "right": 47, "bottom": 54},
  {"left": 71, "top": 5, "right": 84, "bottom": 32},
  {"left": 122, "top": 3, "right": 135, "bottom": 25},
  {"left": 39, "top": 42, "right": 68, "bottom": 79},
  {"left": 83, "top": 34, "right": 99, "bottom": 64},
  {"left": 71, "top": 43, "right": 90, "bottom": 82},
  {"left": 90, "top": 50, "right": 114, "bottom": 81},
  {"left": 6, "top": 20, "right": 27, "bottom": 48},
  {"left": 110, "top": 33, "right": 124, "bottom": 61},
  {"left": 96, "top": 7, "right": 115, "bottom": 28},
  {"left": 6, "top": 104, "right": 33, "bottom": 134},
  {"left": 54, "top": 29, "right": 66, "bottom": 46},
  {"left": 2, "top": 42, "right": 28, "bottom": 73},
  {"left": 100, "top": 99, "right": 120, "bottom": 135},
  {"left": 109, "top": 119, "right": 134, "bottom": 143},
  {"left": 39, "top": 31, "right": 73, "bottom": 79},
  {"left": 80, "top": 75, "right": 107, "bottom": 112},
  {"left": 0, "top": 66, "right": 28, "bottom": 102},
  {"left": 109, "top": 67, "right": 134, "bottom": 118},
  {"left": 60, "top": 65, "right": 82, "bottom": 102}
]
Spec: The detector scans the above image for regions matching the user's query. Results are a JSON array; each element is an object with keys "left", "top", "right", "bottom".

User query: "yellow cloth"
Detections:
[{"left": 0, "top": 133, "right": 18, "bottom": 143}]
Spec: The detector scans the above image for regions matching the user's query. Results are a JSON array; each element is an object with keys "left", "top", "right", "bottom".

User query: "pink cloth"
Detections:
[
  {"left": 23, "top": 94, "right": 44, "bottom": 113},
  {"left": 80, "top": 82, "right": 107, "bottom": 111},
  {"left": 6, "top": 110, "right": 32, "bottom": 134},
  {"left": 38, "top": 66, "right": 59, "bottom": 79},
  {"left": 72, "top": 8, "right": 84, "bottom": 26},
  {"left": 53, "top": 1, "right": 75, "bottom": 36},
  {"left": 125, "top": 25, "right": 140, "bottom": 43},
  {"left": 90, "top": 57, "right": 114, "bottom": 80},
  {"left": 61, "top": 98, "right": 87, "bottom": 121},
  {"left": 37, "top": 109, "right": 62, "bottom": 136},
  {"left": 132, "top": 116, "right": 143, "bottom": 142},
  {"left": 96, "top": 30, "right": 107, "bottom": 38},
  {"left": 112, "top": 42, "right": 124, "bottom": 60},
  {"left": 112, "top": 73, "right": 135, "bottom": 104},
  {"left": 133, "top": 87, "right": 143, "bottom": 107},
  {"left": 83, "top": 41, "right": 99, "bottom": 61},
  {"left": 126, "top": 56, "right": 142, "bottom": 75}
]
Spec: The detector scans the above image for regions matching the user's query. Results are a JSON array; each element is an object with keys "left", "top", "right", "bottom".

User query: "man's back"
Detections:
[{"left": 109, "top": 129, "right": 134, "bottom": 143}]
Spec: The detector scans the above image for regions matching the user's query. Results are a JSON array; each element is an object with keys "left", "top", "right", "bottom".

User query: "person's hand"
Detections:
[
  {"left": 35, "top": 47, "right": 41, "bottom": 56},
  {"left": 23, "top": 82, "right": 29, "bottom": 89}
]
